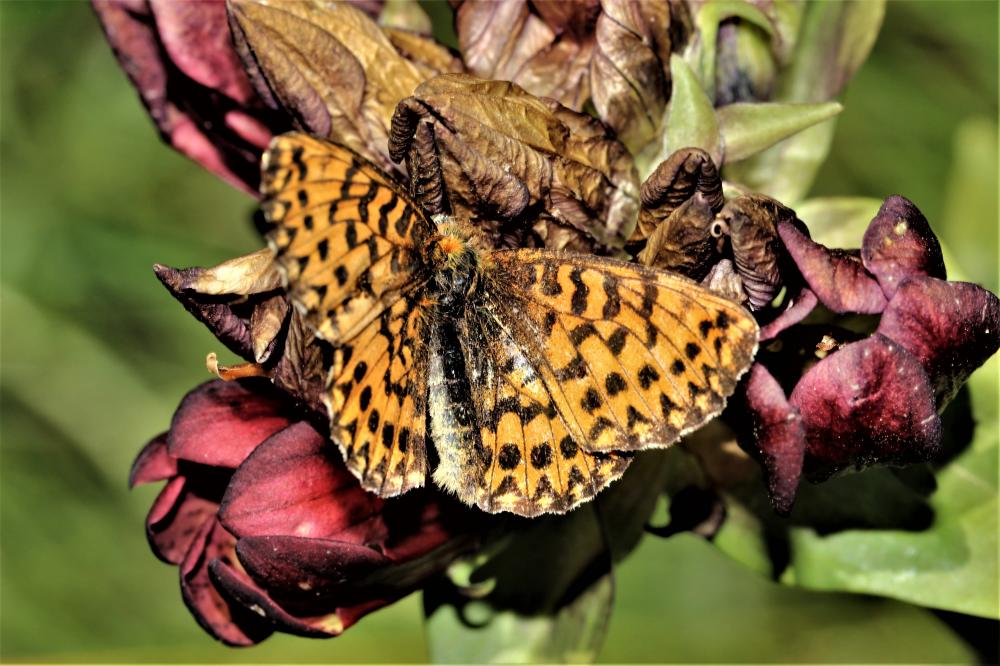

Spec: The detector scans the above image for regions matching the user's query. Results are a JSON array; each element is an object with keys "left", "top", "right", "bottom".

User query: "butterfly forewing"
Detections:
[
  {"left": 261, "top": 132, "right": 431, "bottom": 341},
  {"left": 486, "top": 250, "right": 758, "bottom": 455},
  {"left": 261, "top": 132, "right": 433, "bottom": 494}
]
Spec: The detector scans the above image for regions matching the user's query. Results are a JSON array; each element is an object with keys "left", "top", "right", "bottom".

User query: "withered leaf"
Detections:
[
  {"left": 154, "top": 248, "right": 327, "bottom": 416},
  {"left": 228, "top": 0, "right": 432, "bottom": 171},
  {"left": 590, "top": 0, "right": 677, "bottom": 154},
  {"left": 718, "top": 194, "right": 800, "bottom": 310},
  {"left": 171, "top": 248, "right": 282, "bottom": 296},
  {"left": 637, "top": 146, "right": 724, "bottom": 238},
  {"left": 454, "top": 0, "right": 599, "bottom": 110},
  {"left": 153, "top": 249, "right": 284, "bottom": 361},
  {"left": 270, "top": 308, "right": 327, "bottom": 417},
  {"left": 637, "top": 193, "right": 722, "bottom": 281},
  {"left": 383, "top": 28, "right": 465, "bottom": 81},
  {"left": 389, "top": 73, "right": 638, "bottom": 252}
]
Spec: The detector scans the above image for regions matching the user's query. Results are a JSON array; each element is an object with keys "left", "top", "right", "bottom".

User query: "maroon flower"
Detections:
[
  {"left": 131, "top": 379, "right": 477, "bottom": 645},
  {"left": 739, "top": 196, "right": 999, "bottom": 513},
  {"left": 92, "top": 0, "right": 291, "bottom": 194}
]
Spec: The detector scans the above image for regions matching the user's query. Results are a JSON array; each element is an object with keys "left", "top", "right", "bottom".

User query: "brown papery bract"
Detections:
[{"left": 227, "top": 0, "right": 455, "bottom": 173}]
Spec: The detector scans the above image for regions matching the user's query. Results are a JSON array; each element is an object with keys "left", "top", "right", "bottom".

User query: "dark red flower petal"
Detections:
[
  {"left": 129, "top": 433, "right": 177, "bottom": 488},
  {"left": 180, "top": 518, "right": 274, "bottom": 645},
  {"left": 235, "top": 535, "right": 389, "bottom": 609},
  {"left": 92, "top": 0, "right": 283, "bottom": 194},
  {"left": 209, "top": 558, "right": 359, "bottom": 637},
  {"left": 146, "top": 476, "right": 218, "bottom": 565},
  {"left": 759, "top": 287, "right": 818, "bottom": 341},
  {"left": 790, "top": 334, "right": 942, "bottom": 481},
  {"left": 743, "top": 364, "right": 806, "bottom": 514},
  {"left": 778, "top": 220, "right": 887, "bottom": 314},
  {"left": 877, "top": 276, "right": 1000, "bottom": 407},
  {"left": 168, "top": 380, "right": 292, "bottom": 468},
  {"left": 219, "top": 422, "right": 385, "bottom": 542},
  {"left": 862, "top": 195, "right": 946, "bottom": 299}
]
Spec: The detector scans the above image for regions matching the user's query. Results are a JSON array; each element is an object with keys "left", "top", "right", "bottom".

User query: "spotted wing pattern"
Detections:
[
  {"left": 484, "top": 248, "right": 757, "bottom": 465},
  {"left": 261, "top": 132, "right": 433, "bottom": 494},
  {"left": 452, "top": 308, "right": 633, "bottom": 516}
]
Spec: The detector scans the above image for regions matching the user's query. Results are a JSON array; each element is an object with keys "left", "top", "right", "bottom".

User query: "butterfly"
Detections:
[{"left": 260, "top": 132, "right": 759, "bottom": 517}]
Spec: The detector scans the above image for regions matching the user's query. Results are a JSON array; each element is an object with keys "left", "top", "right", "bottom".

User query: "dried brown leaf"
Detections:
[
  {"left": 718, "top": 193, "right": 800, "bottom": 309},
  {"left": 179, "top": 248, "right": 282, "bottom": 295},
  {"left": 250, "top": 293, "right": 289, "bottom": 364},
  {"left": 389, "top": 73, "right": 638, "bottom": 252},
  {"left": 454, "top": 0, "right": 600, "bottom": 110},
  {"left": 637, "top": 194, "right": 721, "bottom": 280},
  {"left": 590, "top": 0, "right": 676, "bottom": 153},
  {"left": 228, "top": 0, "right": 433, "bottom": 170},
  {"left": 637, "top": 146, "right": 723, "bottom": 238}
]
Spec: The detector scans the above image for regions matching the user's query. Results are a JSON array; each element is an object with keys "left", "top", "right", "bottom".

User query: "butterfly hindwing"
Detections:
[
  {"left": 431, "top": 306, "right": 631, "bottom": 517},
  {"left": 485, "top": 249, "right": 759, "bottom": 455},
  {"left": 261, "top": 132, "right": 432, "bottom": 494}
]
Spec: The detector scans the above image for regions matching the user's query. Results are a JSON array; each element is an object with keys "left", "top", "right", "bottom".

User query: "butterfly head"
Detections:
[{"left": 426, "top": 226, "right": 483, "bottom": 314}]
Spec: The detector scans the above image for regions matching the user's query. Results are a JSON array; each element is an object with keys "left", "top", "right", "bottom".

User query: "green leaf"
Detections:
[
  {"left": 718, "top": 101, "right": 841, "bottom": 163},
  {"left": 642, "top": 55, "right": 720, "bottom": 178},
  {"left": 600, "top": 534, "right": 975, "bottom": 662}
]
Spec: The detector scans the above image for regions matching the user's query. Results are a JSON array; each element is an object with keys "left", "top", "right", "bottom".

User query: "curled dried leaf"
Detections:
[
  {"left": 270, "top": 308, "right": 327, "bottom": 416},
  {"left": 637, "top": 146, "right": 724, "bottom": 238},
  {"left": 389, "top": 73, "right": 639, "bottom": 252},
  {"left": 249, "top": 294, "right": 289, "bottom": 364},
  {"left": 153, "top": 249, "right": 326, "bottom": 415},
  {"left": 228, "top": 0, "right": 442, "bottom": 171},
  {"left": 717, "top": 194, "right": 799, "bottom": 309},
  {"left": 171, "top": 248, "right": 282, "bottom": 296},
  {"left": 637, "top": 193, "right": 722, "bottom": 281}
]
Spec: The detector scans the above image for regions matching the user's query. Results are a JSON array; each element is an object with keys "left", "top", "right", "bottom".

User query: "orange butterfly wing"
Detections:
[{"left": 261, "top": 132, "right": 432, "bottom": 495}]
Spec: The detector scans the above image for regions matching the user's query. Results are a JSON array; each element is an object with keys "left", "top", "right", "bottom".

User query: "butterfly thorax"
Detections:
[{"left": 424, "top": 224, "right": 485, "bottom": 314}]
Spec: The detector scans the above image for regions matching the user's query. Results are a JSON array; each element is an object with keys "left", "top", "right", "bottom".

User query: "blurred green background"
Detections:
[{"left": 0, "top": 1, "right": 996, "bottom": 663}]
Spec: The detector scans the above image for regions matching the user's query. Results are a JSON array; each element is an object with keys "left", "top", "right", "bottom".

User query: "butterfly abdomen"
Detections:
[{"left": 427, "top": 314, "right": 489, "bottom": 497}]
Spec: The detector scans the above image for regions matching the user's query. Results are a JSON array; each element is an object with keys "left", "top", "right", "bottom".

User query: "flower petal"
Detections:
[
  {"left": 209, "top": 558, "right": 371, "bottom": 637},
  {"left": 235, "top": 535, "right": 389, "bottom": 609},
  {"left": 146, "top": 476, "right": 217, "bottom": 564},
  {"left": 92, "top": 0, "right": 281, "bottom": 193},
  {"left": 790, "top": 334, "right": 942, "bottom": 481},
  {"left": 877, "top": 276, "right": 1000, "bottom": 407},
  {"left": 180, "top": 519, "right": 274, "bottom": 645},
  {"left": 219, "top": 422, "right": 386, "bottom": 541},
  {"left": 861, "top": 195, "right": 946, "bottom": 299},
  {"left": 742, "top": 364, "right": 806, "bottom": 513},
  {"left": 759, "top": 287, "right": 818, "bottom": 341},
  {"left": 129, "top": 432, "right": 177, "bottom": 488},
  {"left": 168, "top": 380, "right": 292, "bottom": 468},
  {"left": 778, "top": 220, "right": 887, "bottom": 313}
]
